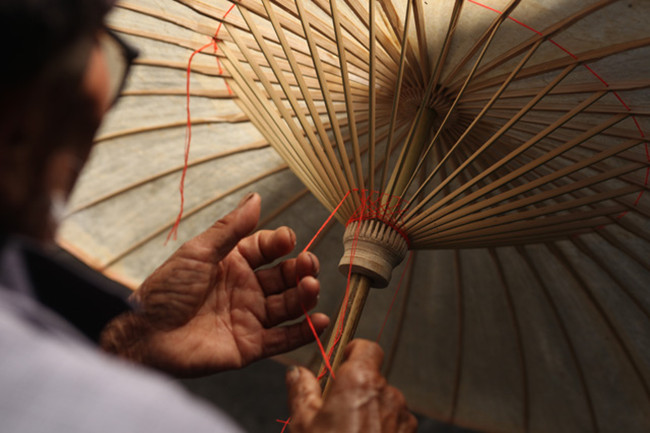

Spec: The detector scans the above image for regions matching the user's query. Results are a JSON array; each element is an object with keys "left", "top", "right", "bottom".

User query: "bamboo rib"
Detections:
[
  {"left": 547, "top": 244, "right": 650, "bottom": 402},
  {"left": 490, "top": 114, "right": 648, "bottom": 144},
  {"left": 417, "top": 183, "right": 639, "bottom": 247},
  {"left": 384, "top": 0, "right": 465, "bottom": 199},
  {"left": 94, "top": 116, "right": 249, "bottom": 142},
  {"left": 378, "top": 0, "right": 424, "bottom": 87},
  {"left": 460, "top": 79, "right": 650, "bottom": 104},
  {"left": 404, "top": 88, "right": 605, "bottom": 230},
  {"left": 319, "top": 0, "right": 407, "bottom": 76},
  {"left": 291, "top": 0, "right": 396, "bottom": 73},
  {"left": 446, "top": 0, "right": 618, "bottom": 90},
  {"left": 403, "top": 37, "right": 545, "bottom": 203},
  {"left": 440, "top": 0, "right": 521, "bottom": 91},
  {"left": 489, "top": 248, "right": 530, "bottom": 433},
  {"left": 462, "top": 37, "right": 650, "bottom": 95},
  {"left": 368, "top": 0, "right": 376, "bottom": 194},
  {"left": 411, "top": 0, "right": 430, "bottom": 79},
  {"left": 121, "top": 0, "right": 649, "bottom": 247},
  {"left": 229, "top": 11, "right": 341, "bottom": 210},
  {"left": 430, "top": 0, "right": 464, "bottom": 96},
  {"left": 412, "top": 147, "right": 638, "bottom": 228},
  {"left": 428, "top": 209, "right": 623, "bottom": 249},
  {"left": 293, "top": 0, "right": 361, "bottom": 208},
  {"left": 221, "top": 45, "right": 335, "bottom": 208},
  {"left": 121, "top": 88, "right": 234, "bottom": 98},
  {"left": 66, "top": 141, "right": 270, "bottom": 214},
  {"left": 100, "top": 164, "right": 289, "bottom": 269},
  {"left": 596, "top": 228, "right": 650, "bottom": 273},
  {"left": 409, "top": 111, "right": 628, "bottom": 240},
  {"left": 131, "top": 58, "right": 232, "bottom": 77},
  {"left": 534, "top": 151, "right": 650, "bottom": 219},
  {"left": 516, "top": 245, "right": 599, "bottom": 433},
  {"left": 570, "top": 237, "right": 650, "bottom": 319},
  {"left": 117, "top": 5, "right": 387, "bottom": 92},
  {"left": 491, "top": 128, "right": 645, "bottom": 204},
  {"left": 329, "top": 0, "right": 365, "bottom": 191},
  {"left": 418, "top": 137, "right": 642, "bottom": 235},
  {"left": 257, "top": 188, "right": 311, "bottom": 228},
  {"left": 423, "top": 171, "right": 642, "bottom": 242},
  {"left": 233, "top": 0, "right": 399, "bottom": 85},
  {"left": 448, "top": 249, "right": 464, "bottom": 424},
  {"left": 258, "top": 0, "right": 350, "bottom": 207},
  {"left": 461, "top": 125, "right": 648, "bottom": 223},
  {"left": 379, "top": 0, "right": 413, "bottom": 189}
]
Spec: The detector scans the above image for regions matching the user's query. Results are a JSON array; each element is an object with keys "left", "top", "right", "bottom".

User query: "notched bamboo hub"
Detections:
[{"left": 338, "top": 219, "right": 409, "bottom": 288}]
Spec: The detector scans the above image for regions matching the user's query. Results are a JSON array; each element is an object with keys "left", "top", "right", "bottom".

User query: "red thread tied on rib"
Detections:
[{"left": 167, "top": 4, "right": 236, "bottom": 243}]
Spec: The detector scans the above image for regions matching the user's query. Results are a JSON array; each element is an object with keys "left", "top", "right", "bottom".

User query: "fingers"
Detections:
[
  {"left": 343, "top": 339, "right": 385, "bottom": 372},
  {"left": 264, "top": 275, "right": 320, "bottom": 326},
  {"left": 260, "top": 313, "right": 329, "bottom": 358},
  {"left": 380, "top": 386, "right": 418, "bottom": 433},
  {"left": 399, "top": 410, "right": 418, "bottom": 433},
  {"left": 237, "top": 226, "right": 297, "bottom": 270},
  {"left": 186, "top": 193, "right": 261, "bottom": 263},
  {"left": 330, "top": 339, "right": 417, "bottom": 433},
  {"left": 255, "top": 252, "right": 319, "bottom": 296},
  {"left": 286, "top": 366, "right": 322, "bottom": 432},
  {"left": 329, "top": 339, "right": 386, "bottom": 406}
]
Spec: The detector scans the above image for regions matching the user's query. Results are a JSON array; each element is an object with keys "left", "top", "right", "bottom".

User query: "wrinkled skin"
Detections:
[
  {"left": 287, "top": 340, "right": 418, "bottom": 433},
  {"left": 101, "top": 193, "right": 330, "bottom": 376}
]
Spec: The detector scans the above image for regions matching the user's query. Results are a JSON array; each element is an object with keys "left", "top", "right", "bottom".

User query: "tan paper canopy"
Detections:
[{"left": 58, "top": 0, "right": 650, "bottom": 432}]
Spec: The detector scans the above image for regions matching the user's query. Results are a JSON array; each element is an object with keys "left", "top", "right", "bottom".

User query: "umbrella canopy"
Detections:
[{"left": 58, "top": 0, "right": 650, "bottom": 432}]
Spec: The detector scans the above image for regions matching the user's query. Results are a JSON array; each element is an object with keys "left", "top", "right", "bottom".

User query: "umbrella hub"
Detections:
[
  {"left": 400, "top": 86, "right": 454, "bottom": 119},
  {"left": 338, "top": 219, "right": 409, "bottom": 288}
]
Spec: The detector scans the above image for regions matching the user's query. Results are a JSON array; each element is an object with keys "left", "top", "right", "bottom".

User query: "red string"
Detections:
[
  {"left": 376, "top": 251, "right": 414, "bottom": 344},
  {"left": 277, "top": 418, "right": 290, "bottom": 432},
  {"left": 303, "top": 191, "right": 352, "bottom": 252},
  {"left": 167, "top": 4, "right": 236, "bottom": 242},
  {"left": 317, "top": 192, "right": 367, "bottom": 381}
]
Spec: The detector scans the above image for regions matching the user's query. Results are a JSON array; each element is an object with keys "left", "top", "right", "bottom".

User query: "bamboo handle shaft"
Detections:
[{"left": 319, "top": 273, "right": 372, "bottom": 397}]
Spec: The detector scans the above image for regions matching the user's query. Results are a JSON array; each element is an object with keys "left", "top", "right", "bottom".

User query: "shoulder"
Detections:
[{"left": 0, "top": 304, "right": 244, "bottom": 433}]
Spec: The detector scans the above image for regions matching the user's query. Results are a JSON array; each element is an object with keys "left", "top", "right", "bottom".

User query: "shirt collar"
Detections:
[{"left": 0, "top": 234, "right": 132, "bottom": 343}]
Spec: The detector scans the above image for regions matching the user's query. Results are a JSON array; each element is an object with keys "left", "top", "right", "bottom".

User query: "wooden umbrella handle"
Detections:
[
  {"left": 317, "top": 219, "right": 409, "bottom": 395},
  {"left": 319, "top": 273, "right": 372, "bottom": 397}
]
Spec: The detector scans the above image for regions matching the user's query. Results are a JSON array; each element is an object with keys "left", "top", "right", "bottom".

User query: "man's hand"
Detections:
[
  {"left": 286, "top": 339, "right": 417, "bottom": 433},
  {"left": 101, "top": 193, "right": 329, "bottom": 376}
]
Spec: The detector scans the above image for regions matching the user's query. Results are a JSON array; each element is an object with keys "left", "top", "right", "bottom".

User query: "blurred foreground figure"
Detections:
[{"left": 0, "top": 1, "right": 416, "bottom": 432}]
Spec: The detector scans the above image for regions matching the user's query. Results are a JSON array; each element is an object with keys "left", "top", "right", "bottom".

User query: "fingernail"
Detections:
[
  {"left": 286, "top": 365, "right": 300, "bottom": 384},
  {"left": 287, "top": 228, "right": 296, "bottom": 247},
  {"left": 238, "top": 192, "right": 255, "bottom": 208},
  {"left": 308, "top": 252, "right": 319, "bottom": 276}
]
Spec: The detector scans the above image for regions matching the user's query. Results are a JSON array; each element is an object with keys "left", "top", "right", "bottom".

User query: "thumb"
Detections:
[
  {"left": 286, "top": 366, "right": 322, "bottom": 432},
  {"left": 190, "top": 192, "right": 261, "bottom": 263}
]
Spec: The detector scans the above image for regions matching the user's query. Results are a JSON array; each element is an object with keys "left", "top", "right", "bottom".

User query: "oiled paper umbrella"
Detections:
[{"left": 58, "top": 0, "right": 650, "bottom": 432}]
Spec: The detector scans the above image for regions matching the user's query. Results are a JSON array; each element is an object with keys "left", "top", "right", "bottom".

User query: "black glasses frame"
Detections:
[{"left": 104, "top": 29, "right": 139, "bottom": 106}]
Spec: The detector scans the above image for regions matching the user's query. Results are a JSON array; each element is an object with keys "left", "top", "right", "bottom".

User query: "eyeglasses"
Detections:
[{"left": 97, "top": 29, "right": 139, "bottom": 106}]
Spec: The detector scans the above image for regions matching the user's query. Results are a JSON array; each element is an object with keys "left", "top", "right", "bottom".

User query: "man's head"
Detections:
[{"left": 0, "top": 0, "right": 129, "bottom": 241}]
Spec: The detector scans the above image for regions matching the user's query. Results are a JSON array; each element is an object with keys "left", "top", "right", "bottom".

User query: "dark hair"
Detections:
[
  {"left": 0, "top": 0, "right": 114, "bottom": 88},
  {"left": 0, "top": 0, "right": 115, "bottom": 239}
]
